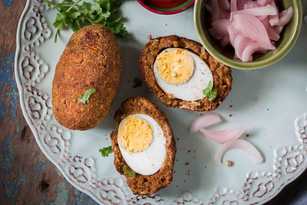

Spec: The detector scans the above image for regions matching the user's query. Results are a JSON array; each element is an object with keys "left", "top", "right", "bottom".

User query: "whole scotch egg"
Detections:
[
  {"left": 111, "top": 97, "right": 176, "bottom": 195},
  {"left": 139, "top": 35, "right": 232, "bottom": 111}
]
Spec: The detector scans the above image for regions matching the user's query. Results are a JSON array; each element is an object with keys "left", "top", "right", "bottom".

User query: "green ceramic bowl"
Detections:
[{"left": 194, "top": 0, "right": 303, "bottom": 70}]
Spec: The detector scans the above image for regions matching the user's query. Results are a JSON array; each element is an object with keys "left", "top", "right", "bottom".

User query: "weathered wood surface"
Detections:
[
  {"left": 0, "top": 0, "right": 306, "bottom": 205},
  {"left": 0, "top": 0, "right": 98, "bottom": 204}
]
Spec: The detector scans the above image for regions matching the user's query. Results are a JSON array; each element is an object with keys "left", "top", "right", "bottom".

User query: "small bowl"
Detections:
[
  {"left": 137, "top": 0, "right": 195, "bottom": 15},
  {"left": 194, "top": 0, "right": 303, "bottom": 70}
]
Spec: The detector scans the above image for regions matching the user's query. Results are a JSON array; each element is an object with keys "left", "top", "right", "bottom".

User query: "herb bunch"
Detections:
[{"left": 44, "top": 0, "right": 128, "bottom": 41}]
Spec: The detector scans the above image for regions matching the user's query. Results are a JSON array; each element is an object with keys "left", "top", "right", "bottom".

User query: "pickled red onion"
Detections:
[
  {"left": 206, "top": 0, "right": 293, "bottom": 62},
  {"left": 215, "top": 139, "right": 264, "bottom": 164}
]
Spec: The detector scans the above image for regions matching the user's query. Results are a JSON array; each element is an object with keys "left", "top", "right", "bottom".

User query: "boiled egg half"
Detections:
[
  {"left": 153, "top": 48, "right": 213, "bottom": 101},
  {"left": 117, "top": 114, "right": 166, "bottom": 176}
]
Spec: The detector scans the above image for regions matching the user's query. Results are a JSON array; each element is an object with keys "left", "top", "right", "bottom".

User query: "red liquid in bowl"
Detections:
[{"left": 145, "top": 0, "right": 189, "bottom": 8}]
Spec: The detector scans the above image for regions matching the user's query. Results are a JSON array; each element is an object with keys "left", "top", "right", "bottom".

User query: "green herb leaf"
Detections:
[
  {"left": 203, "top": 81, "right": 213, "bottom": 97},
  {"left": 44, "top": 0, "right": 128, "bottom": 41},
  {"left": 99, "top": 146, "right": 113, "bottom": 157},
  {"left": 203, "top": 81, "right": 218, "bottom": 102},
  {"left": 207, "top": 89, "right": 217, "bottom": 101},
  {"left": 122, "top": 165, "right": 136, "bottom": 177},
  {"left": 79, "top": 88, "right": 96, "bottom": 104}
]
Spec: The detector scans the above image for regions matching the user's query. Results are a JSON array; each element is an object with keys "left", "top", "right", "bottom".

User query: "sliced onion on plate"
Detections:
[
  {"left": 190, "top": 113, "right": 223, "bottom": 133},
  {"left": 215, "top": 139, "right": 264, "bottom": 164},
  {"left": 199, "top": 128, "right": 245, "bottom": 144}
]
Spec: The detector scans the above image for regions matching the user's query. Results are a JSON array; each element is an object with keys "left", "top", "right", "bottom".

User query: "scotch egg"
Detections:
[
  {"left": 139, "top": 35, "right": 232, "bottom": 112},
  {"left": 111, "top": 97, "right": 176, "bottom": 195}
]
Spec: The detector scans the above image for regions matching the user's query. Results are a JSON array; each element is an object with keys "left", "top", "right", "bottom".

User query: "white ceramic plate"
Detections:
[{"left": 15, "top": 1, "right": 307, "bottom": 204}]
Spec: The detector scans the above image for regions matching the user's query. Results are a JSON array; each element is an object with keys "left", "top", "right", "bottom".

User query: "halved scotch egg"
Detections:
[
  {"left": 139, "top": 36, "right": 232, "bottom": 111},
  {"left": 117, "top": 114, "right": 166, "bottom": 176},
  {"left": 111, "top": 97, "right": 175, "bottom": 195}
]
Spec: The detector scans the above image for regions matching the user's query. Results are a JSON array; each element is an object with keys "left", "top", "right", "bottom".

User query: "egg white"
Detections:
[
  {"left": 153, "top": 48, "right": 214, "bottom": 101},
  {"left": 118, "top": 114, "right": 166, "bottom": 176}
]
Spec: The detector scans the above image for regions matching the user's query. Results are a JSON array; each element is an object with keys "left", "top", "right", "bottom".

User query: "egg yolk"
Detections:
[
  {"left": 118, "top": 116, "right": 153, "bottom": 153},
  {"left": 156, "top": 48, "right": 194, "bottom": 85}
]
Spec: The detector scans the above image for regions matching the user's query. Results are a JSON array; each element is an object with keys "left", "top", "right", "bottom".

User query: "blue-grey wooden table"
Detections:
[{"left": 0, "top": 0, "right": 306, "bottom": 204}]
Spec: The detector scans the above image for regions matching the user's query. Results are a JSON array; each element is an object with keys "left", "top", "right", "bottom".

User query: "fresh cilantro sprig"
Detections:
[
  {"left": 79, "top": 88, "right": 96, "bottom": 104},
  {"left": 44, "top": 0, "right": 128, "bottom": 41},
  {"left": 122, "top": 164, "right": 136, "bottom": 177},
  {"left": 203, "top": 81, "right": 217, "bottom": 101},
  {"left": 99, "top": 146, "right": 113, "bottom": 157}
]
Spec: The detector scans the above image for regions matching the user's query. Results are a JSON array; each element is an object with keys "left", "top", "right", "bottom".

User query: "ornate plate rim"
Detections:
[
  {"left": 14, "top": 0, "right": 307, "bottom": 204},
  {"left": 13, "top": 1, "right": 128, "bottom": 205}
]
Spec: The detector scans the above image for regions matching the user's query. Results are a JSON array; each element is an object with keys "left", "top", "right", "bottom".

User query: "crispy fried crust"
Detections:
[
  {"left": 52, "top": 25, "right": 121, "bottom": 130},
  {"left": 139, "top": 35, "right": 232, "bottom": 112},
  {"left": 111, "top": 97, "right": 176, "bottom": 195}
]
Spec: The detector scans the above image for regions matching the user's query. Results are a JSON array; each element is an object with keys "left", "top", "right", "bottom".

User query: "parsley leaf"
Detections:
[
  {"left": 79, "top": 88, "right": 96, "bottom": 104},
  {"left": 99, "top": 146, "right": 113, "bottom": 157},
  {"left": 122, "top": 165, "right": 136, "bottom": 177},
  {"left": 44, "top": 0, "right": 128, "bottom": 41},
  {"left": 203, "top": 81, "right": 218, "bottom": 101}
]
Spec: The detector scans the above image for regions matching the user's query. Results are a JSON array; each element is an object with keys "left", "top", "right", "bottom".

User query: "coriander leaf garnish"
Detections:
[
  {"left": 44, "top": 0, "right": 128, "bottom": 42},
  {"left": 203, "top": 81, "right": 213, "bottom": 96},
  {"left": 99, "top": 146, "right": 113, "bottom": 157},
  {"left": 207, "top": 88, "right": 217, "bottom": 101},
  {"left": 123, "top": 165, "right": 136, "bottom": 177},
  {"left": 203, "top": 81, "right": 218, "bottom": 102},
  {"left": 79, "top": 88, "right": 96, "bottom": 104}
]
